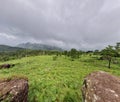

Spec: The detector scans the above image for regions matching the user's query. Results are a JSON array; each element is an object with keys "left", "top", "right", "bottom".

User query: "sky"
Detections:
[{"left": 0, "top": 0, "right": 120, "bottom": 50}]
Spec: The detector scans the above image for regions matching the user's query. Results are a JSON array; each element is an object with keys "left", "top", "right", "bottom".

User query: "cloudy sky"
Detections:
[{"left": 0, "top": 0, "right": 120, "bottom": 50}]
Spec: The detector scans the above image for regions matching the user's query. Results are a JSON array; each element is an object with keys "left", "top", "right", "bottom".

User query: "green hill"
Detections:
[{"left": 0, "top": 45, "right": 24, "bottom": 52}]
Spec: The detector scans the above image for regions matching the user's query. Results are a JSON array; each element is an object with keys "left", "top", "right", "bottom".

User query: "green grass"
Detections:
[{"left": 0, "top": 55, "right": 120, "bottom": 102}]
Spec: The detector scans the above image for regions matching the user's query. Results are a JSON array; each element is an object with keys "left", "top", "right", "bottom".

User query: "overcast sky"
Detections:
[{"left": 0, "top": 0, "right": 120, "bottom": 50}]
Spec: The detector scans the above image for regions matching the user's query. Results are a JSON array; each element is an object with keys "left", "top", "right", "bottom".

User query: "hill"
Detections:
[
  {"left": 17, "top": 42, "right": 63, "bottom": 51},
  {"left": 0, "top": 45, "right": 24, "bottom": 52}
]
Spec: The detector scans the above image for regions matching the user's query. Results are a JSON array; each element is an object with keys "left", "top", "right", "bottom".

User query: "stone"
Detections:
[
  {"left": 82, "top": 71, "right": 120, "bottom": 102},
  {"left": 0, "top": 78, "right": 28, "bottom": 102},
  {"left": 0, "top": 64, "right": 15, "bottom": 69}
]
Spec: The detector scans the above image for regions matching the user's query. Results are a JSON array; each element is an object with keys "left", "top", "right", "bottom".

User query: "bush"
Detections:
[{"left": 53, "top": 56, "right": 58, "bottom": 61}]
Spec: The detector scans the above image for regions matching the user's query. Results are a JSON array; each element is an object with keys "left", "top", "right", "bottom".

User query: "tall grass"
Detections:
[{"left": 0, "top": 55, "right": 120, "bottom": 102}]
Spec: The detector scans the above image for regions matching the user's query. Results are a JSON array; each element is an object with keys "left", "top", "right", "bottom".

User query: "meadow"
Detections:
[{"left": 0, "top": 55, "right": 120, "bottom": 102}]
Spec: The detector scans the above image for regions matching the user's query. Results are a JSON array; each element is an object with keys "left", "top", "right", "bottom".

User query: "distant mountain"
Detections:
[
  {"left": 0, "top": 45, "right": 24, "bottom": 52},
  {"left": 17, "top": 42, "right": 63, "bottom": 51}
]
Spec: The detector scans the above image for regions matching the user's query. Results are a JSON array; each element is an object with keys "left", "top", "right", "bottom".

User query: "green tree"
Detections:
[
  {"left": 93, "top": 50, "right": 100, "bottom": 55},
  {"left": 115, "top": 42, "right": 120, "bottom": 57},
  {"left": 101, "top": 45, "right": 117, "bottom": 68},
  {"left": 70, "top": 48, "right": 79, "bottom": 61},
  {"left": 64, "top": 50, "right": 68, "bottom": 58}
]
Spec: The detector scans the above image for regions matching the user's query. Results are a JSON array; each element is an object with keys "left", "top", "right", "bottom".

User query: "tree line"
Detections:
[
  {"left": 63, "top": 42, "right": 120, "bottom": 68},
  {"left": 0, "top": 50, "right": 61, "bottom": 62},
  {"left": 0, "top": 42, "right": 120, "bottom": 69}
]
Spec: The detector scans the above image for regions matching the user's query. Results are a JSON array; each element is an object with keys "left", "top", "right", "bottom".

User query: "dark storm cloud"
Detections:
[{"left": 0, "top": 0, "right": 120, "bottom": 49}]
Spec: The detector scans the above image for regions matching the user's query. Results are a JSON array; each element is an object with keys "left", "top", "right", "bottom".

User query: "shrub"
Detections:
[{"left": 53, "top": 56, "right": 58, "bottom": 61}]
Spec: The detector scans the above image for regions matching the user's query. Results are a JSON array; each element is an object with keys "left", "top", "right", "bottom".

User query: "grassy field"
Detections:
[{"left": 0, "top": 55, "right": 120, "bottom": 102}]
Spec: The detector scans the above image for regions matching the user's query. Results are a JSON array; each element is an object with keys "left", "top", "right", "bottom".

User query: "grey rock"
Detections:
[
  {"left": 82, "top": 71, "right": 120, "bottom": 102},
  {"left": 0, "top": 78, "right": 28, "bottom": 102}
]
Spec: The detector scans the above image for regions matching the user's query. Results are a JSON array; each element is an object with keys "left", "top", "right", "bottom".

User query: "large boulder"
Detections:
[
  {"left": 0, "top": 78, "right": 28, "bottom": 102},
  {"left": 82, "top": 71, "right": 120, "bottom": 102}
]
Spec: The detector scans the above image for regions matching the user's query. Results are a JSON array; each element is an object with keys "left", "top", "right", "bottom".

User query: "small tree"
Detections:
[
  {"left": 101, "top": 45, "right": 117, "bottom": 68},
  {"left": 53, "top": 55, "right": 58, "bottom": 61},
  {"left": 93, "top": 50, "right": 100, "bottom": 55},
  {"left": 70, "top": 48, "right": 79, "bottom": 61},
  {"left": 64, "top": 50, "right": 68, "bottom": 58}
]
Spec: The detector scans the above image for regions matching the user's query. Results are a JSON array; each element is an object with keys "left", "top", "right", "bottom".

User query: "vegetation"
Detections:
[
  {"left": 100, "top": 43, "right": 120, "bottom": 68},
  {"left": 0, "top": 50, "right": 61, "bottom": 62},
  {"left": 69, "top": 48, "right": 79, "bottom": 60},
  {"left": 0, "top": 54, "right": 120, "bottom": 102},
  {"left": 101, "top": 45, "right": 117, "bottom": 68},
  {"left": 0, "top": 42, "right": 120, "bottom": 102},
  {"left": 0, "top": 45, "right": 24, "bottom": 52}
]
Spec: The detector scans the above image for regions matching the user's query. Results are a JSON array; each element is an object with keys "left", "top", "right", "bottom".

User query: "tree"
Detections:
[
  {"left": 115, "top": 42, "right": 120, "bottom": 50},
  {"left": 70, "top": 48, "right": 79, "bottom": 60},
  {"left": 115, "top": 42, "right": 120, "bottom": 57},
  {"left": 93, "top": 50, "right": 100, "bottom": 55},
  {"left": 64, "top": 50, "right": 68, "bottom": 58},
  {"left": 101, "top": 45, "right": 117, "bottom": 68}
]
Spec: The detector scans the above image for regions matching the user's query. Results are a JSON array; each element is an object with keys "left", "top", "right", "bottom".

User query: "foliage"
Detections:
[
  {"left": 100, "top": 45, "right": 118, "bottom": 68},
  {"left": 1, "top": 42, "right": 120, "bottom": 101},
  {"left": 0, "top": 45, "right": 24, "bottom": 52},
  {"left": 63, "top": 50, "right": 68, "bottom": 58},
  {"left": 0, "top": 50, "right": 62, "bottom": 62},
  {"left": 93, "top": 50, "right": 100, "bottom": 55},
  {"left": 114, "top": 42, "right": 120, "bottom": 57},
  {"left": 52, "top": 55, "right": 58, "bottom": 61},
  {"left": 0, "top": 55, "right": 120, "bottom": 102},
  {"left": 69, "top": 48, "right": 80, "bottom": 61}
]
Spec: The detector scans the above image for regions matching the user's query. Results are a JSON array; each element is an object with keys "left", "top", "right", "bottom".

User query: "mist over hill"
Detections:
[{"left": 17, "top": 42, "right": 63, "bottom": 51}]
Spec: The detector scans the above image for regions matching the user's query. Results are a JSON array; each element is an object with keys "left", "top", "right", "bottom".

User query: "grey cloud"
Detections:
[{"left": 0, "top": 0, "right": 120, "bottom": 50}]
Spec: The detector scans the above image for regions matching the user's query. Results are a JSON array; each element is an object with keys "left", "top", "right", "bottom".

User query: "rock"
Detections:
[
  {"left": 0, "top": 78, "right": 28, "bottom": 102},
  {"left": 0, "top": 64, "right": 15, "bottom": 69},
  {"left": 82, "top": 71, "right": 120, "bottom": 102}
]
